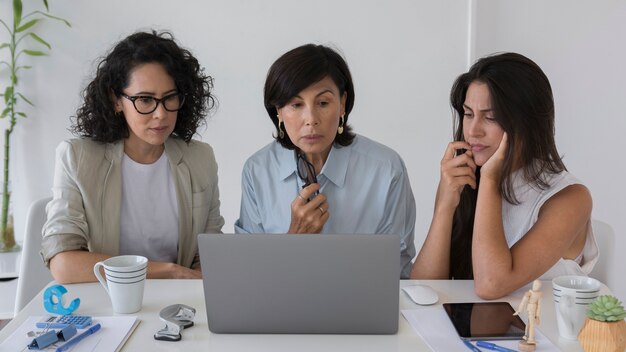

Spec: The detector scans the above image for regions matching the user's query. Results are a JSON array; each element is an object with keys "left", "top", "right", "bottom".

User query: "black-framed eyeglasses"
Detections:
[
  {"left": 121, "top": 92, "right": 185, "bottom": 114},
  {"left": 296, "top": 152, "right": 319, "bottom": 198}
]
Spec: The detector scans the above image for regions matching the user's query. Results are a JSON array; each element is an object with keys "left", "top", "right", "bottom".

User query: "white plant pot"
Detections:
[{"left": 0, "top": 247, "right": 21, "bottom": 279}]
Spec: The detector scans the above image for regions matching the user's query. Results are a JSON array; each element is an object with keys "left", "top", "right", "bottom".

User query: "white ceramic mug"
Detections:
[
  {"left": 552, "top": 275, "right": 601, "bottom": 339},
  {"left": 93, "top": 255, "right": 148, "bottom": 314}
]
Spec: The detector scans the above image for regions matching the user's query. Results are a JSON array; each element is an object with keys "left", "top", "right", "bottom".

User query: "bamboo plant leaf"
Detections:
[
  {"left": 17, "top": 93, "right": 34, "bottom": 106},
  {"left": 1, "top": 108, "right": 10, "bottom": 119},
  {"left": 16, "top": 19, "right": 40, "bottom": 33},
  {"left": 33, "top": 11, "right": 71, "bottom": 27},
  {"left": 13, "top": 0, "right": 23, "bottom": 27},
  {"left": 3, "top": 87, "right": 13, "bottom": 104},
  {"left": 43, "top": 0, "right": 49, "bottom": 12},
  {"left": 0, "top": 19, "right": 11, "bottom": 32},
  {"left": 22, "top": 49, "right": 47, "bottom": 56},
  {"left": 28, "top": 33, "right": 51, "bottom": 49},
  {"left": 0, "top": 43, "right": 10, "bottom": 50},
  {"left": 17, "top": 112, "right": 27, "bottom": 118}
]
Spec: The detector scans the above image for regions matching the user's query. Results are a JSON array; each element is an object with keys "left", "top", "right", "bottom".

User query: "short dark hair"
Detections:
[
  {"left": 448, "top": 52, "right": 566, "bottom": 279},
  {"left": 264, "top": 44, "right": 356, "bottom": 149},
  {"left": 71, "top": 30, "right": 215, "bottom": 143}
]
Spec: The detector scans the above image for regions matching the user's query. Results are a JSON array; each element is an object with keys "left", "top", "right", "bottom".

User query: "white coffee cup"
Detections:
[
  {"left": 552, "top": 275, "right": 601, "bottom": 339},
  {"left": 93, "top": 255, "right": 148, "bottom": 314}
]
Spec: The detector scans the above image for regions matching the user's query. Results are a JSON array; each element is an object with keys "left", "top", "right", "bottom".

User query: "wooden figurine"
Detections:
[{"left": 514, "top": 280, "right": 543, "bottom": 352}]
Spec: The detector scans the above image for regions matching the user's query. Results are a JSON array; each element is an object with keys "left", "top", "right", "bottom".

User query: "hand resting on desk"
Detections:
[{"left": 50, "top": 250, "right": 201, "bottom": 283}]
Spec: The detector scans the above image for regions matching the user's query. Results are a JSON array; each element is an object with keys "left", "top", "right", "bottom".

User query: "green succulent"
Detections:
[{"left": 587, "top": 295, "right": 626, "bottom": 322}]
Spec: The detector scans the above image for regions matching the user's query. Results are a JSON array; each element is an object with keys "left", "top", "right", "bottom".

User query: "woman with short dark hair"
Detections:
[
  {"left": 411, "top": 53, "right": 598, "bottom": 298},
  {"left": 235, "top": 44, "right": 416, "bottom": 278},
  {"left": 42, "top": 31, "right": 224, "bottom": 283}
]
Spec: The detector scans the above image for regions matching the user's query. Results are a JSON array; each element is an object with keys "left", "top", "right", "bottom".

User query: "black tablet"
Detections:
[{"left": 442, "top": 302, "right": 526, "bottom": 340}]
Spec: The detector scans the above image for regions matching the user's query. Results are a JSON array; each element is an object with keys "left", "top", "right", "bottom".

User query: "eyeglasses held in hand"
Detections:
[
  {"left": 121, "top": 92, "right": 186, "bottom": 114},
  {"left": 296, "top": 152, "right": 319, "bottom": 199}
]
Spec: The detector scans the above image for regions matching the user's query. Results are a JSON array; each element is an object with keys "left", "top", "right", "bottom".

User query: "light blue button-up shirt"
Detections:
[{"left": 235, "top": 135, "right": 416, "bottom": 278}]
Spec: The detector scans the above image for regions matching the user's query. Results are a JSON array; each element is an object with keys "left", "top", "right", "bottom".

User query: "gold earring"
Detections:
[
  {"left": 277, "top": 116, "right": 285, "bottom": 139},
  {"left": 337, "top": 114, "right": 345, "bottom": 135}
]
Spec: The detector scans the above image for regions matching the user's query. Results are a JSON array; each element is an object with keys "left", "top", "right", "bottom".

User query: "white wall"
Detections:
[{"left": 1, "top": 1, "right": 623, "bottom": 297}]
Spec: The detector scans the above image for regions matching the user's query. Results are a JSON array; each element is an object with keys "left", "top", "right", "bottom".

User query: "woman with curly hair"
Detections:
[{"left": 42, "top": 31, "right": 224, "bottom": 283}]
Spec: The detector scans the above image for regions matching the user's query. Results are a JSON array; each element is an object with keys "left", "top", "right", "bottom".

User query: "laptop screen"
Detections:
[{"left": 198, "top": 233, "right": 400, "bottom": 334}]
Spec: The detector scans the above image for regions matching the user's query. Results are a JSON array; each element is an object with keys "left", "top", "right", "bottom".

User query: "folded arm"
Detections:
[
  {"left": 50, "top": 250, "right": 201, "bottom": 284},
  {"left": 472, "top": 181, "right": 592, "bottom": 299}
]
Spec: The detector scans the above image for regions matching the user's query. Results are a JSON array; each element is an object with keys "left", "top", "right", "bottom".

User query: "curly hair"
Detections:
[
  {"left": 264, "top": 44, "right": 356, "bottom": 149},
  {"left": 71, "top": 30, "right": 214, "bottom": 143}
]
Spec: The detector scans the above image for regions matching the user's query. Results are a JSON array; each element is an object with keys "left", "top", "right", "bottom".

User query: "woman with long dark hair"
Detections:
[{"left": 411, "top": 53, "right": 598, "bottom": 298}]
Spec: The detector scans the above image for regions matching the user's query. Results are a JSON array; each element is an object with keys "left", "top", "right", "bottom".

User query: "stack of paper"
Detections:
[
  {"left": 0, "top": 315, "right": 139, "bottom": 351},
  {"left": 401, "top": 307, "right": 560, "bottom": 352}
]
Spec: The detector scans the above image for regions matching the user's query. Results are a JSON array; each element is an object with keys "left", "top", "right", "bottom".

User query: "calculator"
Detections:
[{"left": 36, "top": 315, "right": 93, "bottom": 329}]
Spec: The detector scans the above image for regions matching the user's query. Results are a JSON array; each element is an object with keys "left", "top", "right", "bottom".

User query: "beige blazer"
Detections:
[{"left": 41, "top": 137, "right": 224, "bottom": 268}]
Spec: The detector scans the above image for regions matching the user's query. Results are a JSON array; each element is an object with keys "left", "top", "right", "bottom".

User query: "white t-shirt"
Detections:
[{"left": 119, "top": 152, "right": 179, "bottom": 263}]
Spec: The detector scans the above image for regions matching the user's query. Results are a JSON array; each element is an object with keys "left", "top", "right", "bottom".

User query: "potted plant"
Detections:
[
  {"left": 578, "top": 295, "right": 626, "bottom": 352},
  {"left": 0, "top": 0, "right": 69, "bottom": 252}
]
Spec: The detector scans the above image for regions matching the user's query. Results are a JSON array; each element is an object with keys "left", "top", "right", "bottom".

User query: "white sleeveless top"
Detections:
[
  {"left": 119, "top": 152, "right": 179, "bottom": 263},
  {"left": 502, "top": 170, "right": 598, "bottom": 279}
]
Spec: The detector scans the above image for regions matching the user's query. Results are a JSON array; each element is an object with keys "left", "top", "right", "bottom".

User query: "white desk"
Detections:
[{"left": 0, "top": 279, "right": 608, "bottom": 351}]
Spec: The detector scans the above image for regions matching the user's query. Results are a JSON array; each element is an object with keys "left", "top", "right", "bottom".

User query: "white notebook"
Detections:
[{"left": 0, "top": 315, "right": 139, "bottom": 352}]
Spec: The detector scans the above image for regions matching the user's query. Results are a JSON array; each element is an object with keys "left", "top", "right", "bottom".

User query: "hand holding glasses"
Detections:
[
  {"left": 287, "top": 152, "right": 328, "bottom": 234},
  {"left": 296, "top": 152, "right": 320, "bottom": 201}
]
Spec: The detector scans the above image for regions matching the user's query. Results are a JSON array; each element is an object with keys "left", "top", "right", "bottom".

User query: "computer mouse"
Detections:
[{"left": 402, "top": 284, "right": 439, "bottom": 305}]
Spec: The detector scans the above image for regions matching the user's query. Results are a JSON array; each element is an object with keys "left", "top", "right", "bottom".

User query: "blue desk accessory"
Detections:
[
  {"left": 55, "top": 323, "right": 101, "bottom": 352},
  {"left": 37, "top": 315, "right": 92, "bottom": 329},
  {"left": 27, "top": 330, "right": 57, "bottom": 350},
  {"left": 57, "top": 325, "right": 78, "bottom": 342},
  {"left": 27, "top": 325, "right": 77, "bottom": 350},
  {"left": 462, "top": 339, "right": 481, "bottom": 352},
  {"left": 43, "top": 285, "right": 80, "bottom": 315},
  {"left": 476, "top": 340, "right": 517, "bottom": 352}
]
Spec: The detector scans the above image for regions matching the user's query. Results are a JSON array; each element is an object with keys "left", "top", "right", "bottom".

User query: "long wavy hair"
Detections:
[
  {"left": 448, "top": 52, "right": 566, "bottom": 279},
  {"left": 264, "top": 44, "right": 356, "bottom": 149},
  {"left": 71, "top": 30, "right": 215, "bottom": 143}
]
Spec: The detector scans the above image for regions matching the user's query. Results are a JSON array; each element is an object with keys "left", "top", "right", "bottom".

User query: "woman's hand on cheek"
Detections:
[{"left": 481, "top": 132, "right": 508, "bottom": 183}]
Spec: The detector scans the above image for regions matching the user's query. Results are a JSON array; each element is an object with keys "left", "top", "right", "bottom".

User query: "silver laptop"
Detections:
[{"left": 197, "top": 233, "right": 400, "bottom": 334}]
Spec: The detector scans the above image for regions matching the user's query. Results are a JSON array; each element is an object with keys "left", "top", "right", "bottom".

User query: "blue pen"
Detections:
[
  {"left": 462, "top": 339, "right": 481, "bottom": 352},
  {"left": 55, "top": 323, "right": 101, "bottom": 352},
  {"left": 476, "top": 340, "right": 517, "bottom": 352}
]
